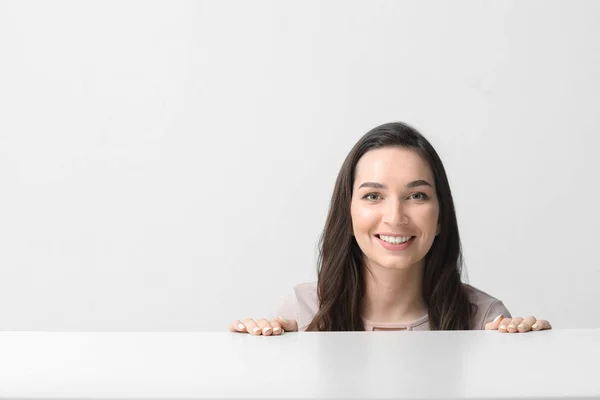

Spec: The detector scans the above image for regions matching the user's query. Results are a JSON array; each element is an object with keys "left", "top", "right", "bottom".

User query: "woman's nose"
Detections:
[{"left": 382, "top": 201, "right": 409, "bottom": 226}]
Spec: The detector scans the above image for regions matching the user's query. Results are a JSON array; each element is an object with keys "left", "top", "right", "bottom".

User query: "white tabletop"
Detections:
[{"left": 0, "top": 329, "right": 598, "bottom": 399}]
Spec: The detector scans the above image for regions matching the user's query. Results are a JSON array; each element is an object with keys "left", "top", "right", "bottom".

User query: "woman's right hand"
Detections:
[{"left": 228, "top": 316, "right": 298, "bottom": 335}]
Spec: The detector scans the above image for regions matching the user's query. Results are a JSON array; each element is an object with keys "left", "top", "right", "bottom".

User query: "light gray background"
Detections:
[{"left": 1, "top": 0, "right": 598, "bottom": 332}]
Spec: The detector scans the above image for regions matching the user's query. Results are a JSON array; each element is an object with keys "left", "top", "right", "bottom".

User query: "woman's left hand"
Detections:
[{"left": 485, "top": 315, "right": 552, "bottom": 333}]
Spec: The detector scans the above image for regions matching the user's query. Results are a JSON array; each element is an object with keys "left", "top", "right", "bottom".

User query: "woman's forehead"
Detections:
[{"left": 354, "top": 147, "right": 434, "bottom": 185}]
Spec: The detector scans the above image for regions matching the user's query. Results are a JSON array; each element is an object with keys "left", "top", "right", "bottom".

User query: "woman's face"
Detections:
[{"left": 350, "top": 146, "right": 440, "bottom": 271}]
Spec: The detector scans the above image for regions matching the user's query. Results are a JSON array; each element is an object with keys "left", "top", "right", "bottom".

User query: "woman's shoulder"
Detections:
[
  {"left": 463, "top": 283, "right": 512, "bottom": 329},
  {"left": 273, "top": 281, "right": 319, "bottom": 331},
  {"left": 273, "top": 281, "right": 510, "bottom": 331}
]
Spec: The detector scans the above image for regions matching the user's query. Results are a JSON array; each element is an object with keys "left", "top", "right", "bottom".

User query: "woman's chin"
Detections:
[
  {"left": 367, "top": 255, "right": 425, "bottom": 271},
  {"left": 375, "top": 261, "right": 414, "bottom": 270}
]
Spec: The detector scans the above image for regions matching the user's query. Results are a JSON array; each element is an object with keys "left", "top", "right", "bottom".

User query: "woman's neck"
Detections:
[{"left": 360, "top": 261, "right": 427, "bottom": 323}]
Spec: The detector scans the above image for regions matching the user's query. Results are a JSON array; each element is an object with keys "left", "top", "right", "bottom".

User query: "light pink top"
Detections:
[{"left": 274, "top": 282, "right": 511, "bottom": 331}]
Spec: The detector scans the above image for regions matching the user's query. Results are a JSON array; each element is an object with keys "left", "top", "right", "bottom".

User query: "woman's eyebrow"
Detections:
[{"left": 357, "top": 180, "right": 433, "bottom": 190}]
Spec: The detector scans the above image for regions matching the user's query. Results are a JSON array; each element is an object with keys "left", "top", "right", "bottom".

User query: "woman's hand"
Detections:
[
  {"left": 228, "top": 316, "right": 298, "bottom": 335},
  {"left": 485, "top": 314, "right": 552, "bottom": 333}
]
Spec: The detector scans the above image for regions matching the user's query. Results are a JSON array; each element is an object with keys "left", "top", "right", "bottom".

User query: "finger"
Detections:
[
  {"left": 268, "top": 319, "right": 283, "bottom": 335},
  {"left": 228, "top": 319, "right": 248, "bottom": 333},
  {"left": 532, "top": 319, "right": 552, "bottom": 331},
  {"left": 485, "top": 314, "right": 504, "bottom": 330},
  {"left": 498, "top": 317, "right": 512, "bottom": 333},
  {"left": 256, "top": 318, "right": 274, "bottom": 336},
  {"left": 243, "top": 318, "right": 262, "bottom": 336},
  {"left": 277, "top": 316, "right": 299, "bottom": 332},
  {"left": 506, "top": 317, "right": 523, "bottom": 333},
  {"left": 517, "top": 316, "right": 537, "bottom": 333}
]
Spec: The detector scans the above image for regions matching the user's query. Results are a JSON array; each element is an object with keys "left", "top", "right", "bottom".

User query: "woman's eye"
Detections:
[
  {"left": 363, "top": 193, "right": 381, "bottom": 201},
  {"left": 409, "top": 192, "right": 429, "bottom": 201}
]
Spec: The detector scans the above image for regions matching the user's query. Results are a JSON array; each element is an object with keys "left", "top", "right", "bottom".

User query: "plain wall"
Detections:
[{"left": 1, "top": 0, "right": 599, "bottom": 331}]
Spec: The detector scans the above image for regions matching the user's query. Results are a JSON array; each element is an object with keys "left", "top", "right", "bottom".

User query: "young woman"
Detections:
[{"left": 229, "top": 122, "right": 552, "bottom": 335}]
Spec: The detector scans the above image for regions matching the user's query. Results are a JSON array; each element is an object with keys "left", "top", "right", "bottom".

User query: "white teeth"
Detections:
[{"left": 379, "top": 235, "right": 412, "bottom": 244}]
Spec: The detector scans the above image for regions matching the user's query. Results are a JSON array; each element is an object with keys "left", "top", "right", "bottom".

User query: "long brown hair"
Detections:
[{"left": 306, "top": 122, "right": 474, "bottom": 331}]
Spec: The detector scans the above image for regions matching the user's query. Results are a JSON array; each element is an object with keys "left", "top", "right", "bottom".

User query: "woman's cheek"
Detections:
[
  {"left": 356, "top": 206, "right": 379, "bottom": 226},
  {"left": 417, "top": 203, "right": 439, "bottom": 224}
]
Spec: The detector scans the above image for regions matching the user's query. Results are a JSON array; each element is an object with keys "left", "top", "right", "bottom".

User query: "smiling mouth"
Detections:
[{"left": 375, "top": 234, "right": 415, "bottom": 244}]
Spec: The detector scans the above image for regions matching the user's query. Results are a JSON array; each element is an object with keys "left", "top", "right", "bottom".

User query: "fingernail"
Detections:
[
  {"left": 508, "top": 324, "right": 516, "bottom": 330},
  {"left": 252, "top": 327, "right": 260, "bottom": 333},
  {"left": 263, "top": 327, "right": 272, "bottom": 333},
  {"left": 532, "top": 324, "right": 539, "bottom": 329},
  {"left": 499, "top": 325, "right": 507, "bottom": 331},
  {"left": 517, "top": 324, "right": 526, "bottom": 330},
  {"left": 278, "top": 316, "right": 288, "bottom": 323},
  {"left": 493, "top": 314, "right": 503, "bottom": 323},
  {"left": 273, "top": 326, "right": 281, "bottom": 332},
  {"left": 237, "top": 323, "right": 245, "bottom": 330}
]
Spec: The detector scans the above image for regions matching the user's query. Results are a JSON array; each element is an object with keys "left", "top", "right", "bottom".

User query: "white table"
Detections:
[{"left": 0, "top": 329, "right": 598, "bottom": 399}]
